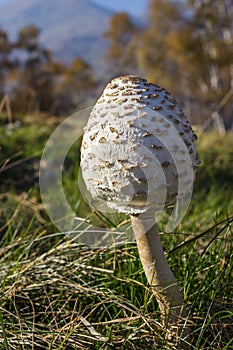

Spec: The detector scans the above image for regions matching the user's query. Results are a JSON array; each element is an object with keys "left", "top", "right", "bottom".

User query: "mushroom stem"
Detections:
[{"left": 131, "top": 211, "right": 190, "bottom": 348}]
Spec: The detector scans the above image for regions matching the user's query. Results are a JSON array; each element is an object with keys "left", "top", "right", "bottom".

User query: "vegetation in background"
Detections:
[
  {"left": 105, "top": 0, "right": 233, "bottom": 129},
  {"left": 1, "top": 0, "right": 232, "bottom": 127},
  {"left": 0, "top": 25, "right": 97, "bottom": 117},
  {"left": 103, "top": 12, "right": 139, "bottom": 75}
]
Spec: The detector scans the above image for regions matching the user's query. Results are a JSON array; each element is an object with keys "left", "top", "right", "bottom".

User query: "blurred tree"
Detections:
[
  {"left": 55, "top": 57, "right": 97, "bottom": 113},
  {"left": 184, "top": 0, "right": 233, "bottom": 128},
  {"left": 17, "top": 24, "right": 40, "bottom": 52},
  {"left": 13, "top": 25, "right": 56, "bottom": 114},
  {"left": 0, "top": 29, "right": 13, "bottom": 97},
  {"left": 136, "top": 0, "right": 233, "bottom": 127},
  {"left": 137, "top": 0, "right": 187, "bottom": 101},
  {"left": 0, "top": 25, "right": 98, "bottom": 116},
  {"left": 104, "top": 12, "right": 139, "bottom": 74}
]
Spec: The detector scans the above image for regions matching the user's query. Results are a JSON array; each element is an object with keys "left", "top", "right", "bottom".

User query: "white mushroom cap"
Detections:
[{"left": 80, "top": 75, "right": 200, "bottom": 215}]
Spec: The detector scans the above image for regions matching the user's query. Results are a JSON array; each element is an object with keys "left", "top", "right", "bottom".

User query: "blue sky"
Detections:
[{"left": 0, "top": 0, "right": 149, "bottom": 16}]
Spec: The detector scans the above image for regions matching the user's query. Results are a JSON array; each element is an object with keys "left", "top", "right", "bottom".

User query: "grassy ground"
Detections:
[{"left": 0, "top": 116, "right": 232, "bottom": 349}]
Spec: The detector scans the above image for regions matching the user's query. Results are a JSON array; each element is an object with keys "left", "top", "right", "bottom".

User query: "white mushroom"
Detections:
[{"left": 80, "top": 75, "right": 200, "bottom": 348}]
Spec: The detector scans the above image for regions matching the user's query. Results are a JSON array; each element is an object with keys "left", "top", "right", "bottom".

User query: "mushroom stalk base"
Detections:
[{"left": 131, "top": 212, "right": 190, "bottom": 349}]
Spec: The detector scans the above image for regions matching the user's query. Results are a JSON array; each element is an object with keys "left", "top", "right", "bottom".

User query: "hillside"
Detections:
[{"left": 0, "top": 0, "right": 113, "bottom": 69}]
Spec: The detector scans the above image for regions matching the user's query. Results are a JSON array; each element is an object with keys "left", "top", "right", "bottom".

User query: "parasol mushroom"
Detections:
[{"left": 80, "top": 75, "right": 199, "bottom": 348}]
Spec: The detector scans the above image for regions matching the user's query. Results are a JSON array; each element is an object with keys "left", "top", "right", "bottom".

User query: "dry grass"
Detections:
[{"left": 0, "top": 123, "right": 233, "bottom": 349}]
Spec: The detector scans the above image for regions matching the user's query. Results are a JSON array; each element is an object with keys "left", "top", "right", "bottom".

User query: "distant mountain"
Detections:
[
  {"left": 0, "top": 0, "right": 113, "bottom": 71},
  {"left": 91, "top": 0, "right": 149, "bottom": 19}
]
